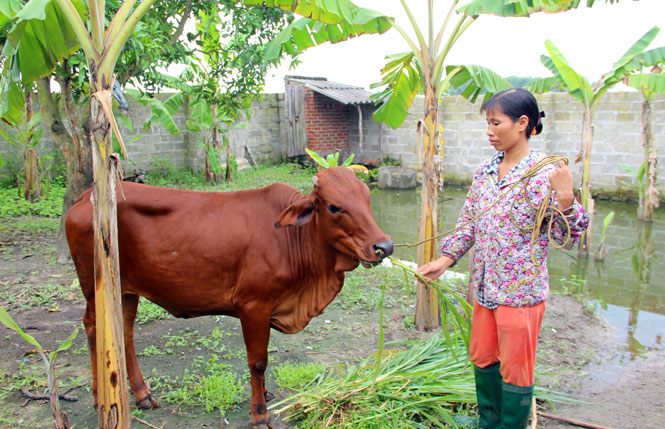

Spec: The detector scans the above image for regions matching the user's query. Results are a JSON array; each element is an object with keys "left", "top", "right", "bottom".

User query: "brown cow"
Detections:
[{"left": 65, "top": 166, "right": 393, "bottom": 428}]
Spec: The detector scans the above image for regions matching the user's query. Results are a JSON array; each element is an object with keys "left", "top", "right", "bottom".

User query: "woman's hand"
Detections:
[
  {"left": 549, "top": 160, "right": 575, "bottom": 210},
  {"left": 416, "top": 256, "right": 454, "bottom": 282}
]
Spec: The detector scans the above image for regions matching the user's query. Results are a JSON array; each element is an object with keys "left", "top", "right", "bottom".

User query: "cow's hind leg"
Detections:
[
  {"left": 122, "top": 293, "right": 160, "bottom": 409},
  {"left": 82, "top": 300, "right": 98, "bottom": 408},
  {"left": 239, "top": 309, "right": 274, "bottom": 429}
]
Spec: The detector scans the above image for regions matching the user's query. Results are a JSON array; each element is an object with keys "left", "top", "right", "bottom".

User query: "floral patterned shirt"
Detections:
[{"left": 441, "top": 151, "right": 589, "bottom": 308}]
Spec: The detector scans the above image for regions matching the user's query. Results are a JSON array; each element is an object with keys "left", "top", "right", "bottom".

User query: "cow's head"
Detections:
[{"left": 276, "top": 167, "right": 393, "bottom": 268}]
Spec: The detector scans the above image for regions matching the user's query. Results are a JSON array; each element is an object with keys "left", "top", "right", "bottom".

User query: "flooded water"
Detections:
[{"left": 370, "top": 186, "right": 665, "bottom": 362}]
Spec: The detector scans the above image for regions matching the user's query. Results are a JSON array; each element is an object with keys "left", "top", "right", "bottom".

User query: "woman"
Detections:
[{"left": 417, "top": 88, "right": 589, "bottom": 428}]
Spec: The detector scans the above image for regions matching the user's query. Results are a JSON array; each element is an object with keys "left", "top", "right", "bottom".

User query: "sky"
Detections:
[{"left": 262, "top": 0, "right": 665, "bottom": 93}]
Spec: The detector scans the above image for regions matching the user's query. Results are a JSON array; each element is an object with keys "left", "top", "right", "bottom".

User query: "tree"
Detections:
[
  {"left": 178, "top": 0, "right": 289, "bottom": 182},
  {"left": 6, "top": 0, "right": 163, "bottom": 424},
  {"left": 1, "top": 0, "right": 90, "bottom": 257},
  {"left": 526, "top": 26, "right": 664, "bottom": 254},
  {"left": 0, "top": 89, "right": 47, "bottom": 201},
  {"left": 128, "top": 1, "right": 291, "bottom": 183},
  {"left": 247, "top": 0, "right": 622, "bottom": 330},
  {"left": 624, "top": 65, "right": 665, "bottom": 221},
  {"left": 1, "top": 0, "right": 204, "bottom": 263}
]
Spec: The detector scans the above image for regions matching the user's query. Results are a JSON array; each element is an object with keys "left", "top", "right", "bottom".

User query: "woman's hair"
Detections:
[{"left": 481, "top": 88, "right": 545, "bottom": 138}]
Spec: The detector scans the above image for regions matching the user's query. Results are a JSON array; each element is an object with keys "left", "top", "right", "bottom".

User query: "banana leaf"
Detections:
[
  {"left": 371, "top": 53, "right": 423, "bottom": 129},
  {"left": 544, "top": 39, "right": 592, "bottom": 105},
  {"left": 445, "top": 64, "right": 512, "bottom": 103},
  {"left": 525, "top": 76, "right": 564, "bottom": 94},
  {"left": 460, "top": 0, "right": 619, "bottom": 17},
  {"left": 594, "top": 26, "right": 661, "bottom": 101},
  {"left": 625, "top": 73, "right": 665, "bottom": 97}
]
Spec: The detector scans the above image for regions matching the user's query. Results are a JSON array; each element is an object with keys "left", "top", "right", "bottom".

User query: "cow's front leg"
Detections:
[{"left": 238, "top": 309, "right": 273, "bottom": 429}]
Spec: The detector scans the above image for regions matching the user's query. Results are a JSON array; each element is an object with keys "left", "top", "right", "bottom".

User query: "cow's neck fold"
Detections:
[{"left": 272, "top": 218, "right": 354, "bottom": 334}]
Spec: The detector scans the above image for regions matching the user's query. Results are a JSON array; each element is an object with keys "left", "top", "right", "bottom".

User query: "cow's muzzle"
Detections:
[
  {"left": 373, "top": 240, "right": 394, "bottom": 259},
  {"left": 360, "top": 240, "right": 394, "bottom": 268}
]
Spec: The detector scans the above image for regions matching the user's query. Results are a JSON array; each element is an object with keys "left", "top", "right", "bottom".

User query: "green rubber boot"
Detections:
[
  {"left": 474, "top": 363, "right": 502, "bottom": 428},
  {"left": 500, "top": 382, "right": 534, "bottom": 429}
]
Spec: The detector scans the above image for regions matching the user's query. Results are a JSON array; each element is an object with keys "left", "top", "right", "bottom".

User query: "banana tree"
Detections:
[
  {"left": 526, "top": 26, "right": 664, "bottom": 255},
  {"left": 2, "top": 0, "right": 203, "bottom": 264},
  {"left": 9, "top": 0, "right": 162, "bottom": 425},
  {"left": 246, "top": 0, "right": 619, "bottom": 330},
  {"left": 624, "top": 66, "right": 665, "bottom": 221}
]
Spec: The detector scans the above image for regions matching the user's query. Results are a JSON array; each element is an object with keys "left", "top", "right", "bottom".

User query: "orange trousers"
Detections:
[{"left": 469, "top": 300, "right": 546, "bottom": 386}]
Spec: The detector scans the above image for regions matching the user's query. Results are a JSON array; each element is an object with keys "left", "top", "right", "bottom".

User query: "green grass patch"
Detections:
[
  {"left": 272, "top": 362, "right": 325, "bottom": 390},
  {"left": 151, "top": 356, "right": 246, "bottom": 416},
  {"left": 140, "top": 344, "right": 172, "bottom": 356},
  {"left": 338, "top": 264, "right": 415, "bottom": 311},
  {"left": 0, "top": 279, "right": 82, "bottom": 311},
  {"left": 3, "top": 216, "right": 61, "bottom": 234},
  {"left": 145, "top": 163, "right": 315, "bottom": 193},
  {"left": 136, "top": 298, "right": 172, "bottom": 324}
]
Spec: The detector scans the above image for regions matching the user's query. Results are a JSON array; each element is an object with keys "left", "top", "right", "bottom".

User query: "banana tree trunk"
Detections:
[
  {"left": 23, "top": 148, "right": 41, "bottom": 202},
  {"left": 415, "top": 85, "right": 440, "bottom": 331},
  {"left": 225, "top": 123, "right": 233, "bottom": 182},
  {"left": 22, "top": 91, "right": 42, "bottom": 202},
  {"left": 641, "top": 97, "right": 659, "bottom": 221},
  {"left": 38, "top": 76, "right": 93, "bottom": 264},
  {"left": 89, "top": 85, "right": 131, "bottom": 429},
  {"left": 579, "top": 108, "right": 594, "bottom": 258}
]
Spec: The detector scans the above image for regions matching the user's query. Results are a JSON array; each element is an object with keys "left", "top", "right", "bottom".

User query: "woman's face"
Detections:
[{"left": 485, "top": 108, "right": 528, "bottom": 153}]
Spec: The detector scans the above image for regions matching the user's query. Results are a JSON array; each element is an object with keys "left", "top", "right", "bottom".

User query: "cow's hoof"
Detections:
[
  {"left": 251, "top": 418, "right": 274, "bottom": 429},
  {"left": 264, "top": 391, "right": 275, "bottom": 402},
  {"left": 136, "top": 394, "right": 160, "bottom": 410}
]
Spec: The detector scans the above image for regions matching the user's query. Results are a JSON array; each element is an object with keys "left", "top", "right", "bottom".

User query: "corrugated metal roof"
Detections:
[{"left": 285, "top": 76, "right": 375, "bottom": 105}]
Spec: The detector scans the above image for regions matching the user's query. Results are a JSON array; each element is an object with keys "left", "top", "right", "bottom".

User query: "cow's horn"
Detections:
[{"left": 312, "top": 176, "right": 318, "bottom": 187}]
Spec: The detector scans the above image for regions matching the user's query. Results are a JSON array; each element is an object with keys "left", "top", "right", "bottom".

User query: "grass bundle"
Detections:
[{"left": 270, "top": 333, "right": 477, "bottom": 428}]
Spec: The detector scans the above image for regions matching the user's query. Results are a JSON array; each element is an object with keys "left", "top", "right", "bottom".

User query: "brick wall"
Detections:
[{"left": 303, "top": 89, "right": 350, "bottom": 153}]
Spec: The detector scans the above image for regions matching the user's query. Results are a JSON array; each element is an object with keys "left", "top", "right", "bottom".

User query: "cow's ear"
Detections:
[{"left": 275, "top": 193, "right": 317, "bottom": 228}]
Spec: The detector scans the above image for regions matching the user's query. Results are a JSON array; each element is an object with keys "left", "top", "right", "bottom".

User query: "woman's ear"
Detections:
[{"left": 518, "top": 115, "right": 529, "bottom": 133}]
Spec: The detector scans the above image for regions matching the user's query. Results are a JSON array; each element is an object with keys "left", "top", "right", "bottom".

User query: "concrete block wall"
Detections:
[
  {"left": 2, "top": 90, "right": 662, "bottom": 200},
  {"left": 379, "top": 92, "right": 665, "bottom": 199},
  {"left": 120, "top": 94, "right": 191, "bottom": 171},
  {"left": 348, "top": 103, "right": 383, "bottom": 165},
  {"left": 0, "top": 93, "right": 288, "bottom": 179}
]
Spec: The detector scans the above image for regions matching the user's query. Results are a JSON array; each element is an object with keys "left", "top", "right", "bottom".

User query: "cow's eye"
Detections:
[{"left": 327, "top": 205, "right": 342, "bottom": 214}]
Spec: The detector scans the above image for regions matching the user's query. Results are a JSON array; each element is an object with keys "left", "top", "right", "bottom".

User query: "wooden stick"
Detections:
[
  {"left": 132, "top": 415, "right": 165, "bottom": 429},
  {"left": 530, "top": 397, "right": 538, "bottom": 429},
  {"left": 20, "top": 388, "right": 78, "bottom": 402},
  {"left": 539, "top": 411, "right": 614, "bottom": 429}
]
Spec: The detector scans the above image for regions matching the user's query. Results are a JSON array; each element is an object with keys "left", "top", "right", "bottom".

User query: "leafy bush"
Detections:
[{"left": 0, "top": 185, "right": 65, "bottom": 218}]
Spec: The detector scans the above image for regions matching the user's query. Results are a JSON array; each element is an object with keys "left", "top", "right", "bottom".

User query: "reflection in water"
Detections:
[
  {"left": 370, "top": 186, "right": 665, "bottom": 358},
  {"left": 626, "top": 221, "right": 655, "bottom": 360}
]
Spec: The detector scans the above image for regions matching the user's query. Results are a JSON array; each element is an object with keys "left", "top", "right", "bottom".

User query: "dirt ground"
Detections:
[{"left": 1, "top": 222, "right": 664, "bottom": 429}]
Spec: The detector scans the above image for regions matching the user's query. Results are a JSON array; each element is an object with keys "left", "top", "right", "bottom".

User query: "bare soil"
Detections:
[{"left": 1, "top": 223, "right": 663, "bottom": 428}]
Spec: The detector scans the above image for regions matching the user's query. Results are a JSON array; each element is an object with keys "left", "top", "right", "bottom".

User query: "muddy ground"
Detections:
[{"left": 1, "top": 221, "right": 664, "bottom": 429}]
